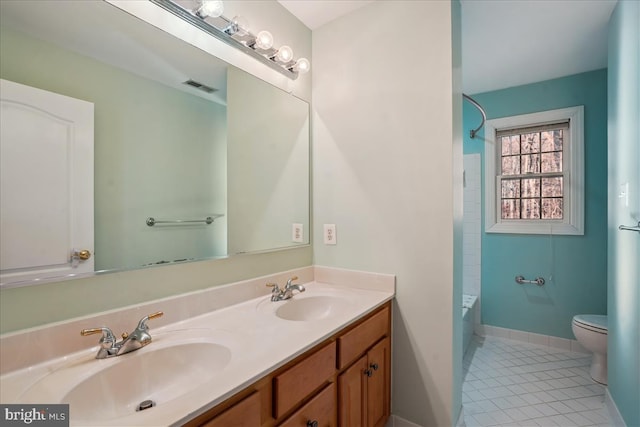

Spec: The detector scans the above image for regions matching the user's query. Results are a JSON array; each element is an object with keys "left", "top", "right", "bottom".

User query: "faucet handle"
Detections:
[
  {"left": 81, "top": 327, "right": 114, "bottom": 337},
  {"left": 136, "top": 311, "right": 163, "bottom": 331},
  {"left": 285, "top": 276, "right": 299, "bottom": 288},
  {"left": 266, "top": 282, "right": 281, "bottom": 291},
  {"left": 81, "top": 327, "right": 116, "bottom": 348}
]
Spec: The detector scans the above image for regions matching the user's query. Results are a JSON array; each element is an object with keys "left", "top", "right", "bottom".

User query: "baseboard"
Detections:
[
  {"left": 605, "top": 389, "right": 627, "bottom": 427},
  {"left": 455, "top": 407, "right": 466, "bottom": 427},
  {"left": 386, "top": 415, "right": 424, "bottom": 427},
  {"left": 475, "top": 324, "right": 591, "bottom": 353}
]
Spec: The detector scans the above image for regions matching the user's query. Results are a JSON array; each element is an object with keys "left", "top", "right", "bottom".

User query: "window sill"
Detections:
[{"left": 486, "top": 221, "right": 583, "bottom": 235}]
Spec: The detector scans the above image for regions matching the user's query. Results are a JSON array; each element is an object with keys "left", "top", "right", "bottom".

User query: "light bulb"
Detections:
[
  {"left": 276, "top": 45, "right": 293, "bottom": 63},
  {"left": 195, "top": 0, "right": 224, "bottom": 18},
  {"left": 231, "top": 16, "right": 249, "bottom": 36},
  {"left": 294, "top": 58, "right": 310, "bottom": 74},
  {"left": 255, "top": 30, "right": 273, "bottom": 50}
]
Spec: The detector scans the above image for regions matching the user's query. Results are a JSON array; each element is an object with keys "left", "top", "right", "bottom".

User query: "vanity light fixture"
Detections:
[
  {"left": 254, "top": 30, "right": 274, "bottom": 50},
  {"left": 223, "top": 15, "right": 248, "bottom": 36},
  {"left": 150, "top": 0, "right": 310, "bottom": 79},
  {"left": 194, "top": 0, "right": 223, "bottom": 19},
  {"left": 274, "top": 45, "right": 293, "bottom": 63}
]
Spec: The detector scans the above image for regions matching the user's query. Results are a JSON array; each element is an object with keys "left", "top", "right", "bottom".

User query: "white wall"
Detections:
[
  {"left": 463, "top": 154, "right": 481, "bottom": 298},
  {"left": 312, "top": 1, "right": 462, "bottom": 425}
]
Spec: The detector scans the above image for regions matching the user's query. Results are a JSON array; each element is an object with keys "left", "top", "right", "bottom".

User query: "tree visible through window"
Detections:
[{"left": 498, "top": 122, "right": 567, "bottom": 220}]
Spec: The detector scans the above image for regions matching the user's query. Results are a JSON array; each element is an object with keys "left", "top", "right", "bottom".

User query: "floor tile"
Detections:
[{"left": 462, "top": 335, "right": 614, "bottom": 427}]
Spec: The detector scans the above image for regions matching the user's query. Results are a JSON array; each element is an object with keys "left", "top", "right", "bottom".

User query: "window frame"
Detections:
[{"left": 485, "top": 106, "right": 584, "bottom": 235}]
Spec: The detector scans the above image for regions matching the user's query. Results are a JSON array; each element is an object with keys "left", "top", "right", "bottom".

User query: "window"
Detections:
[{"left": 485, "top": 106, "right": 584, "bottom": 235}]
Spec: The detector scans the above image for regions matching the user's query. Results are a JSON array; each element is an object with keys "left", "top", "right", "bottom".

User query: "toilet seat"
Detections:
[{"left": 573, "top": 315, "right": 608, "bottom": 334}]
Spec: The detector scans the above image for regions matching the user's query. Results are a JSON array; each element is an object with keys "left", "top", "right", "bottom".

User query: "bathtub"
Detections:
[{"left": 463, "top": 294, "right": 478, "bottom": 356}]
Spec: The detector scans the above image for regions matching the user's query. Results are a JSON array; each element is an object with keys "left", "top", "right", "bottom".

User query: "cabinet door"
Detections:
[
  {"left": 337, "top": 307, "right": 389, "bottom": 369},
  {"left": 279, "top": 383, "right": 336, "bottom": 427},
  {"left": 201, "top": 392, "right": 260, "bottom": 427},
  {"left": 338, "top": 355, "right": 367, "bottom": 426},
  {"left": 366, "top": 338, "right": 390, "bottom": 427}
]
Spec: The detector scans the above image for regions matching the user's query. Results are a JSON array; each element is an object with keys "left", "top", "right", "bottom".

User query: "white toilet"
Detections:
[{"left": 571, "top": 314, "right": 608, "bottom": 385}]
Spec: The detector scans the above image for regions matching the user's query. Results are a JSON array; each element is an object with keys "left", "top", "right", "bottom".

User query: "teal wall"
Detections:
[
  {"left": 463, "top": 69, "right": 608, "bottom": 339},
  {"left": 607, "top": 1, "right": 640, "bottom": 425}
]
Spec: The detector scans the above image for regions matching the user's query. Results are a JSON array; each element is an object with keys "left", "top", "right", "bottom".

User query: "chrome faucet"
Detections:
[
  {"left": 81, "top": 311, "right": 163, "bottom": 359},
  {"left": 267, "top": 276, "right": 305, "bottom": 301}
]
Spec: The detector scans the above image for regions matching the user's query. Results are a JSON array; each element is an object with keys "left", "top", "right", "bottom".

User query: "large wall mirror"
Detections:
[{"left": 0, "top": 0, "right": 310, "bottom": 287}]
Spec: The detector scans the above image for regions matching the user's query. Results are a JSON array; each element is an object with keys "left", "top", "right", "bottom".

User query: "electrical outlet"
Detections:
[
  {"left": 323, "top": 224, "right": 337, "bottom": 245},
  {"left": 292, "top": 223, "right": 303, "bottom": 243}
]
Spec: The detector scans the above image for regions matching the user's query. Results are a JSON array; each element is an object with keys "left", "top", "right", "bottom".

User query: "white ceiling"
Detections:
[
  {"left": 278, "top": 0, "right": 617, "bottom": 94},
  {"left": 278, "top": 0, "right": 374, "bottom": 30},
  {"left": 461, "top": 0, "right": 617, "bottom": 94}
]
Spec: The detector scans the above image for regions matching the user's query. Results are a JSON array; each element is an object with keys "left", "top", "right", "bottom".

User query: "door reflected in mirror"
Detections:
[{"left": 0, "top": 0, "right": 309, "bottom": 287}]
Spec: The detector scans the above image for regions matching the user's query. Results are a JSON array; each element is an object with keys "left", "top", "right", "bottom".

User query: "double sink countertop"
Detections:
[{"left": 0, "top": 275, "right": 394, "bottom": 426}]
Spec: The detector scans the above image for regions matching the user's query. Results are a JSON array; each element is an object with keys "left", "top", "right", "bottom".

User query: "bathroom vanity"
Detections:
[
  {"left": 0, "top": 267, "right": 394, "bottom": 427},
  {"left": 189, "top": 302, "right": 391, "bottom": 427}
]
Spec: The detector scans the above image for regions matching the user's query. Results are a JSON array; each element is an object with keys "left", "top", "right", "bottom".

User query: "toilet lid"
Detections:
[{"left": 573, "top": 315, "right": 608, "bottom": 332}]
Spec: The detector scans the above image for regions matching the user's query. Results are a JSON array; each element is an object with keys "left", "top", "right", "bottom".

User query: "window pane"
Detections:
[
  {"left": 522, "top": 178, "right": 540, "bottom": 197},
  {"left": 521, "top": 132, "right": 540, "bottom": 153},
  {"left": 501, "top": 179, "right": 520, "bottom": 198},
  {"left": 501, "top": 199, "right": 520, "bottom": 219},
  {"left": 509, "top": 135, "right": 520, "bottom": 155},
  {"left": 521, "top": 198, "right": 541, "bottom": 219},
  {"left": 542, "top": 198, "right": 563, "bottom": 219},
  {"left": 541, "top": 151, "right": 562, "bottom": 173},
  {"left": 501, "top": 136, "right": 509, "bottom": 155},
  {"left": 541, "top": 129, "right": 564, "bottom": 152},
  {"left": 541, "top": 131, "right": 554, "bottom": 152},
  {"left": 542, "top": 177, "right": 563, "bottom": 197},
  {"left": 521, "top": 154, "right": 540, "bottom": 174},
  {"left": 502, "top": 156, "right": 520, "bottom": 175},
  {"left": 553, "top": 130, "right": 563, "bottom": 151},
  {"left": 501, "top": 136, "right": 521, "bottom": 156}
]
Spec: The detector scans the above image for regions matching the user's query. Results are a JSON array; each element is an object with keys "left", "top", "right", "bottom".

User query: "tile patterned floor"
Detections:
[{"left": 462, "top": 335, "right": 613, "bottom": 427}]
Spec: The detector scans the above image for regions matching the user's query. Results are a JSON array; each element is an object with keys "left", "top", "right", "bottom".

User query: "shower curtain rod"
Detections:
[{"left": 463, "top": 93, "right": 486, "bottom": 139}]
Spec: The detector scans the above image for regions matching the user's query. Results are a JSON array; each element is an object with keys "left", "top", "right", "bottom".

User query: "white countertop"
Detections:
[{"left": 0, "top": 280, "right": 394, "bottom": 426}]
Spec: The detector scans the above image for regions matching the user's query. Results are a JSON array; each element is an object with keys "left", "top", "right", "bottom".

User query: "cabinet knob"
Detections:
[
  {"left": 370, "top": 362, "right": 379, "bottom": 371},
  {"left": 307, "top": 421, "right": 318, "bottom": 427},
  {"left": 364, "top": 369, "right": 373, "bottom": 377}
]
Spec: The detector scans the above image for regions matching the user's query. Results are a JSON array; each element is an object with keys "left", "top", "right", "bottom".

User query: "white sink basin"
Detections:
[
  {"left": 275, "top": 295, "right": 349, "bottom": 321},
  {"left": 64, "top": 341, "right": 230, "bottom": 420},
  {"left": 17, "top": 329, "right": 234, "bottom": 423},
  {"left": 272, "top": 296, "right": 351, "bottom": 321}
]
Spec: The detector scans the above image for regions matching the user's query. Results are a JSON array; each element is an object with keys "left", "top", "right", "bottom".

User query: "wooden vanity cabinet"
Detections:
[
  {"left": 200, "top": 392, "right": 261, "bottom": 427},
  {"left": 274, "top": 342, "right": 336, "bottom": 419},
  {"left": 337, "top": 308, "right": 391, "bottom": 427},
  {"left": 186, "top": 302, "right": 391, "bottom": 427},
  {"left": 279, "top": 383, "right": 337, "bottom": 427}
]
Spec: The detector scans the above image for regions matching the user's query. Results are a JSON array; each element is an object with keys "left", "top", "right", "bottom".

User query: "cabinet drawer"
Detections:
[
  {"left": 274, "top": 341, "right": 336, "bottom": 418},
  {"left": 337, "top": 306, "right": 389, "bottom": 369},
  {"left": 201, "top": 392, "right": 260, "bottom": 427},
  {"left": 279, "top": 383, "right": 337, "bottom": 427}
]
